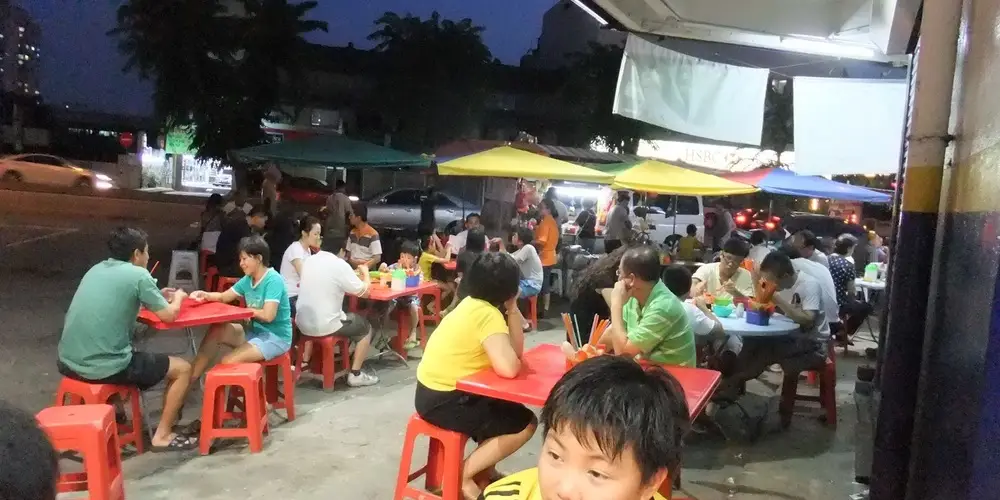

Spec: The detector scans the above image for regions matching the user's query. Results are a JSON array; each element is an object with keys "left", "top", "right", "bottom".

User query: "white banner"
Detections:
[
  {"left": 614, "top": 34, "right": 770, "bottom": 145},
  {"left": 793, "top": 77, "right": 907, "bottom": 175}
]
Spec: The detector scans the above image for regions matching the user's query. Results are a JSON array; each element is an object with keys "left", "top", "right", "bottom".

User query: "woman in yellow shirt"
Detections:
[
  {"left": 414, "top": 253, "right": 537, "bottom": 500},
  {"left": 534, "top": 199, "right": 560, "bottom": 315}
]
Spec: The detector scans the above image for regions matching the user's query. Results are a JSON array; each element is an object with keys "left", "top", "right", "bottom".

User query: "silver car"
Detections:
[{"left": 365, "top": 188, "right": 480, "bottom": 233}]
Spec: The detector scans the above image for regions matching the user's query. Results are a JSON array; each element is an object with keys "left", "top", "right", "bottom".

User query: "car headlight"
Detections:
[
  {"left": 95, "top": 173, "right": 113, "bottom": 181},
  {"left": 95, "top": 180, "right": 114, "bottom": 190}
]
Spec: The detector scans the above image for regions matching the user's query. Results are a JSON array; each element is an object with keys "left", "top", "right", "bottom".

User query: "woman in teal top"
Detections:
[{"left": 189, "top": 235, "right": 293, "bottom": 381}]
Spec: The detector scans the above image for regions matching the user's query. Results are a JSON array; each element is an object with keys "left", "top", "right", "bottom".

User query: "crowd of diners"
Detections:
[{"left": 29, "top": 183, "right": 881, "bottom": 500}]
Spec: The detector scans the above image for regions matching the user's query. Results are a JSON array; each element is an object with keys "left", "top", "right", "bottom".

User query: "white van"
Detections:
[{"left": 629, "top": 193, "right": 706, "bottom": 246}]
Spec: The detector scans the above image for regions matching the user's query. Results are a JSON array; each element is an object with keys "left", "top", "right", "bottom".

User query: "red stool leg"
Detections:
[
  {"left": 245, "top": 378, "right": 267, "bottom": 453},
  {"left": 393, "top": 422, "right": 420, "bottom": 499},
  {"left": 124, "top": 387, "right": 145, "bottom": 454},
  {"left": 320, "top": 336, "right": 336, "bottom": 390}
]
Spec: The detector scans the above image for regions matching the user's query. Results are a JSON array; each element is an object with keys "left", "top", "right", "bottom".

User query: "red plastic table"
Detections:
[
  {"left": 348, "top": 281, "right": 441, "bottom": 358},
  {"left": 456, "top": 343, "right": 722, "bottom": 421},
  {"left": 138, "top": 299, "right": 254, "bottom": 355}
]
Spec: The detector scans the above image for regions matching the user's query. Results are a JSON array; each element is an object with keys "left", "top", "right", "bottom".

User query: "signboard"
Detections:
[
  {"left": 165, "top": 128, "right": 195, "bottom": 155},
  {"left": 637, "top": 139, "right": 795, "bottom": 172}
]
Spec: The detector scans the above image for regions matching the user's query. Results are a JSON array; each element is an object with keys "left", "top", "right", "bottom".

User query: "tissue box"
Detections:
[
  {"left": 746, "top": 310, "right": 771, "bottom": 326},
  {"left": 405, "top": 275, "right": 421, "bottom": 287}
]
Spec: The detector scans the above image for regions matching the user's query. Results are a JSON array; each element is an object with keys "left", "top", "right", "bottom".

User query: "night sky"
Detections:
[{"left": 22, "top": 0, "right": 556, "bottom": 116}]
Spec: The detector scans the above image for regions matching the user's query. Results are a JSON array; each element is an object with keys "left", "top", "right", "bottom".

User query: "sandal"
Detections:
[
  {"left": 151, "top": 434, "right": 198, "bottom": 453},
  {"left": 181, "top": 419, "right": 201, "bottom": 436}
]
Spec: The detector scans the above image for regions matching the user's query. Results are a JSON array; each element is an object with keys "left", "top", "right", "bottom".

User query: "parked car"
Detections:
[
  {"left": 630, "top": 193, "right": 706, "bottom": 244},
  {"left": 281, "top": 175, "right": 333, "bottom": 206},
  {"left": 0, "top": 154, "right": 114, "bottom": 190},
  {"left": 365, "top": 188, "right": 480, "bottom": 233}
]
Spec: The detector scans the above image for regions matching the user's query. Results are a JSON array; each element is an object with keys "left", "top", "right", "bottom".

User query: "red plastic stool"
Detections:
[
  {"left": 421, "top": 286, "right": 443, "bottom": 327},
  {"left": 525, "top": 295, "right": 538, "bottom": 330},
  {"left": 199, "top": 363, "right": 269, "bottom": 455},
  {"left": 780, "top": 357, "right": 837, "bottom": 428},
  {"left": 216, "top": 276, "right": 240, "bottom": 293},
  {"left": 260, "top": 351, "right": 296, "bottom": 422},
  {"left": 393, "top": 413, "right": 469, "bottom": 500},
  {"left": 37, "top": 405, "right": 125, "bottom": 500},
  {"left": 54, "top": 377, "right": 144, "bottom": 454},
  {"left": 200, "top": 249, "right": 214, "bottom": 278},
  {"left": 295, "top": 334, "right": 351, "bottom": 390}
]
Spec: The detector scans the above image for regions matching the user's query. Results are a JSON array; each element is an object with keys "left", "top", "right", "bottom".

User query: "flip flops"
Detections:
[{"left": 151, "top": 434, "right": 198, "bottom": 453}]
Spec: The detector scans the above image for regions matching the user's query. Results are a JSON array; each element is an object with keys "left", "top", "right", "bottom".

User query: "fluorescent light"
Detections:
[
  {"left": 555, "top": 185, "right": 602, "bottom": 199},
  {"left": 570, "top": 0, "right": 608, "bottom": 26},
  {"left": 780, "top": 36, "right": 877, "bottom": 59}
]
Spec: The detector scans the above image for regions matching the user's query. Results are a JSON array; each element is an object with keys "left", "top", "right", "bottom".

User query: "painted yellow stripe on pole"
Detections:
[
  {"left": 946, "top": 145, "right": 1000, "bottom": 213},
  {"left": 901, "top": 165, "right": 943, "bottom": 213}
]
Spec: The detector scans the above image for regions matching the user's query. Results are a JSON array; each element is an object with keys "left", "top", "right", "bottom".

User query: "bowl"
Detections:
[
  {"left": 713, "top": 296, "right": 733, "bottom": 307},
  {"left": 712, "top": 305, "right": 734, "bottom": 318}
]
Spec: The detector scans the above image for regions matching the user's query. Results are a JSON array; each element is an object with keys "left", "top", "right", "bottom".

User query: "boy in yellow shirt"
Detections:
[
  {"left": 676, "top": 224, "right": 704, "bottom": 262},
  {"left": 479, "top": 355, "right": 688, "bottom": 500}
]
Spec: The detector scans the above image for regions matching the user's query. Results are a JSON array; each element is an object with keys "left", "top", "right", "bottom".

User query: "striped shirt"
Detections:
[
  {"left": 347, "top": 223, "right": 382, "bottom": 263},
  {"left": 623, "top": 280, "right": 696, "bottom": 367}
]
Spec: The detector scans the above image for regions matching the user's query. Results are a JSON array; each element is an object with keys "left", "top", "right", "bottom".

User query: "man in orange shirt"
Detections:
[{"left": 534, "top": 198, "right": 560, "bottom": 315}]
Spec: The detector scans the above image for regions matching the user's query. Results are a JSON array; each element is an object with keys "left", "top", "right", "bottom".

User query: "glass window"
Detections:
[
  {"left": 382, "top": 189, "right": 421, "bottom": 205},
  {"left": 676, "top": 196, "right": 700, "bottom": 215}
]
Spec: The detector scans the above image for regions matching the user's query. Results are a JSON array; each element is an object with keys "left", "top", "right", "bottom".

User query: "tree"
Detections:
[
  {"left": 110, "top": 0, "right": 327, "bottom": 176},
  {"left": 557, "top": 42, "right": 651, "bottom": 155},
  {"left": 367, "top": 11, "right": 493, "bottom": 151}
]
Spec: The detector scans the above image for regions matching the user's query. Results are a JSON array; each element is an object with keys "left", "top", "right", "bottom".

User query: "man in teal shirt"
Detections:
[
  {"left": 58, "top": 227, "right": 196, "bottom": 451},
  {"left": 604, "top": 246, "right": 696, "bottom": 367}
]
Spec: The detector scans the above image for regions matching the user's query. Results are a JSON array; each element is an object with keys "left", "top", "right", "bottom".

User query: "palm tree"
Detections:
[
  {"left": 368, "top": 11, "right": 493, "bottom": 151},
  {"left": 110, "top": 0, "right": 327, "bottom": 182}
]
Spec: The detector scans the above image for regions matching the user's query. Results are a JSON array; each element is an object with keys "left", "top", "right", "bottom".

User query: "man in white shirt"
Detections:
[
  {"left": 777, "top": 245, "right": 840, "bottom": 332},
  {"left": 295, "top": 251, "right": 379, "bottom": 387},
  {"left": 729, "top": 252, "right": 830, "bottom": 387},
  {"left": 691, "top": 239, "right": 754, "bottom": 298},
  {"left": 791, "top": 230, "right": 830, "bottom": 268},
  {"left": 446, "top": 213, "right": 481, "bottom": 254}
]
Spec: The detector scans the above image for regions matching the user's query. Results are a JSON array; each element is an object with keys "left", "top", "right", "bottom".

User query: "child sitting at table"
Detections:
[
  {"left": 480, "top": 355, "right": 689, "bottom": 500},
  {"left": 189, "top": 235, "right": 293, "bottom": 380},
  {"left": 418, "top": 233, "right": 455, "bottom": 314},
  {"left": 676, "top": 223, "right": 704, "bottom": 262},
  {"left": 494, "top": 227, "right": 544, "bottom": 331},
  {"left": 415, "top": 252, "right": 535, "bottom": 500},
  {"left": 380, "top": 240, "right": 424, "bottom": 350}
]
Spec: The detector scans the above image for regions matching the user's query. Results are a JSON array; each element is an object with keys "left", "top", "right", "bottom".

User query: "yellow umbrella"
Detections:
[
  {"left": 611, "top": 160, "right": 758, "bottom": 196},
  {"left": 438, "top": 146, "right": 615, "bottom": 183}
]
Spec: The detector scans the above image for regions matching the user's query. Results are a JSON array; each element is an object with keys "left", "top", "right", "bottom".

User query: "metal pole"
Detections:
[{"left": 871, "top": 1, "right": 960, "bottom": 498}]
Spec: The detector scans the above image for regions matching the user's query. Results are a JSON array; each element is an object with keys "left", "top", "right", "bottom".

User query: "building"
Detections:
[
  {"left": 0, "top": 0, "right": 40, "bottom": 98},
  {"left": 524, "top": 0, "right": 625, "bottom": 69}
]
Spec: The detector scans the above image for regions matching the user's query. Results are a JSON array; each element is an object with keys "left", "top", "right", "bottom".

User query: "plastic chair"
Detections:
[
  {"left": 393, "top": 413, "right": 470, "bottom": 500},
  {"left": 294, "top": 334, "right": 352, "bottom": 391},
  {"left": 216, "top": 276, "right": 240, "bottom": 293},
  {"left": 523, "top": 295, "right": 539, "bottom": 330},
  {"left": 260, "top": 351, "right": 296, "bottom": 422},
  {"left": 54, "top": 377, "right": 144, "bottom": 454},
  {"left": 779, "top": 349, "right": 837, "bottom": 428},
  {"left": 199, "top": 363, "right": 269, "bottom": 455},
  {"left": 37, "top": 404, "right": 125, "bottom": 500},
  {"left": 550, "top": 269, "right": 563, "bottom": 298}
]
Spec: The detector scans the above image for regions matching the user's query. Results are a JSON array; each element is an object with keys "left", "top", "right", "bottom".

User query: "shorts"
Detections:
[
  {"left": 247, "top": 330, "right": 292, "bottom": 361},
  {"left": 57, "top": 351, "right": 170, "bottom": 391},
  {"left": 391, "top": 295, "right": 421, "bottom": 309},
  {"left": 540, "top": 266, "right": 553, "bottom": 295},
  {"left": 337, "top": 313, "right": 373, "bottom": 341},
  {"left": 519, "top": 279, "right": 542, "bottom": 298},
  {"left": 415, "top": 382, "right": 535, "bottom": 443},
  {"left": 738, "top": 336, "right": 827, "bottom": 375}
]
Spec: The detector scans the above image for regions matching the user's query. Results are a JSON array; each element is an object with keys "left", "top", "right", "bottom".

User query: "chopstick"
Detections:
[
  {"left": 561, "top": 313, "right": 578, "bottom": 349},
  {"left": 589, "top": 315, "right": 608, "bottom": 346},
  {"left": 149, "top": 260, "right": 159, "bottom": 275}
]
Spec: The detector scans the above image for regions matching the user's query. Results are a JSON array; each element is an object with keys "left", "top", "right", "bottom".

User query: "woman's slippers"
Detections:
[
  {"left": 151, "top": 434, "right": 198, "bottom": 453},
  {"left": 181, "top": 419, "right": 201, "bottom": 437}
]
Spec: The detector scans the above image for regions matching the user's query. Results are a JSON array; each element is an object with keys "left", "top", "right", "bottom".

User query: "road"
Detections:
[{"left": 0, "top": 211, "right": 195, "bottom": 412}]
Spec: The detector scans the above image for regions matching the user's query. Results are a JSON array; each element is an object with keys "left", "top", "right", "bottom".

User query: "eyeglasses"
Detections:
[{"left": 720, "top": 253, "right": 742, "bottom": 263}]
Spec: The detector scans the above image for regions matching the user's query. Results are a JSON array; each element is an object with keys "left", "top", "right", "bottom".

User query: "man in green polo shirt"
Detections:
[
  {"left": 57, "top": 227, "right": 197, "bottom": 451},
  {"left": 605, "top": 246, "right": 696, "bottom": 367}
]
